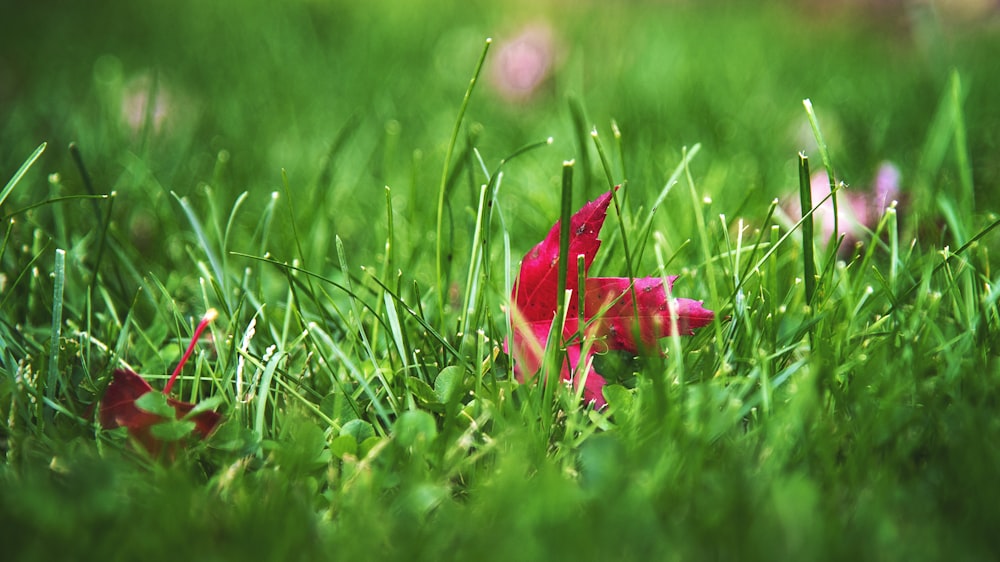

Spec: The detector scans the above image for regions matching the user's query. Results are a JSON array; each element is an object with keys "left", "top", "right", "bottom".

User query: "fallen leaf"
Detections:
[
  {"left": 508, "top": 188, "right": 714, "bottom": 407},
  {"left": 99, "top": 309, "right": 222, "bottom": 456}
]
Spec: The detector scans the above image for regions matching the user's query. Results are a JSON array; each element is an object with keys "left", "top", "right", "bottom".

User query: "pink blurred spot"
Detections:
[
  {"left": 785, "top": 161, "right": 902, "bottom": 252},
  {"left": 121, "top": 73, "right": 174, "bottom": 135},
  {"left": 491, "top": 24, "right": 557, "bottom": 102}
]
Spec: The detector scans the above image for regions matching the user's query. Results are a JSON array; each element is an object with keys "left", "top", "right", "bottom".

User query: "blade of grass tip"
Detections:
[
  {"left": 297, "top": 322, "right": 367, "bottom": 425},
  {"left": 0, "top": 217, "right": 13, "bottom": 269},
  {"left": 592, "top": 128, "right": 643, "bottom": 347},
  {"left": 717, "top": 212, "right": 743, "bottom": 375},
  {"left": 275, "top": 172, "right": 346, "bottom": 342},
  {"left": 216, "top": 298, "right": 244, "bottom": 388},
  {"left": 384, "top": 290, "right": 410, "bottom": 376},
  {"left": 109, "top": 291, "right": 140, "bottom": 375},
  {"left": 222, "top": 191, "right": 249, "bottom": 274},
  {"left": 2, "top": 194, "right": 110, "bottom": 223},
  {"left": 253, "top": 350, "right": 286, "bottom": 440},
  {"left": 612, "top": 120, "right": 626, "bottom": 191},
  {"left": 557, "top": 161, "right": 574, "bottom": 320},
  {"left": 195, "top": 197, "right": 231, "bottom": 311},
  {"left": 51, "top": 176, "right": 68, "bottom": 250},
  {"left": 501, "top": 204, "right": 514, "bottom": 382},
  {"left": 280, "top": 168, "right": 315, "bottom": 280},
  {"left": 465, "top": 128, "right": 482, "bottom": 205},
  {"left": 798, "top": 153, "right": 816, "bottom": 306},
  {"left": 747, "top": 186, "right": 836, "bottom": 290},
  {"left": 254, "top": 191, "right": 280, "bottom": 260},
  {"left": 683, "top": 148, "right": 723, "bottom": 347},
  {"left": 537, "top": 161, "right": 576, "bottom": 418},
  {"left": 888, "top": 205, "right": 899, "bottom": 292},
  {"left": 436, "top": 37, "right": 491, "bottom": 323},
  {"left": 68, "top": 143, "right": 100, "bottom": 210},
  {"left": 654, "top": 241, "right": 682, "bottom": 413},
  {"left": 0, "top": 142, "right": 46, "bottom": 210},
  {"left": 802, "top": 98, "right": 840, "bottom": 262},
  {"left": 270, "top": 372, "right": 341, "bottom": 432},
  {"left": 803, "top": 99, "right": 839, "bottom": 252},
  {"left": 949, "top": 71, "right": 974, "bottom": 224},
  {"left": 88, "top": 190, "right": 119, "bottom": 294},
  {"left": 193, "top": 263, "right": 227, "bottom": 319},
  {"left": 479, "top": 136, "right": 552, "bottom": 308},
  {"left": 365, "top": 271, "right": 469, "bottom": 368},
  {"left": 69, "top": 143, "right": 122, "bottom": 296},
  {"left": 481, "top": 169, "right": 505, "bottom": 330},
  {"left": 383, "top": 186, "right": 395, "bottom": 288},
  {"left": 459, "top": 183, "right": 489, "bottom": 351},
  {"left": 173, "top": 192, "right": 227, "bottom": 305},
  {"left": 568, "top": 97, "right": 592, "bottom": 195},
  {"left": 234, "top": 312, "right": 258, "bottom": 410},
  {"left": 488, "top": 137, "right": 554, "bottom": 182},
  {"left": 82, "top": 279, "right": 93, "bottom": 384},
  {"left": 336, "top": 236, "right": 401, "bottom": 415},
  {"left": 768, "top": 224, "right": 780, "bottom": 314},
  {"left": 721, "top": 214, "right": 738, "bottom": 290},
  {"left": 815, "top": 233, "right": 844, "bottom": 304},
  {"left": 577, "top": 255, "right": 586, "bottom": 339},
  {"left": 888, "top": 214, "right": 1000, "bottom": 315},
  {"left": 236, "top": 251, "right": 406, "bottom": 355},
  {"left": 733, "top": 198, "right": 779, "bottom": 297},
  {"left": 590, "top": 127, "right": 628, "bottom": 231},
  {"left": 917, "top": 71, "right": 968, "bottom": 200},
  {"left": 634, "top": 144, "right": 701, "bottom": 264},
  {"left": 369, "top": 186, "right": 397, "bottom": 352},
  {"left": 852, "top": 211, "right": 889, "bottom": 296},
  {"left": 473, "top": 147, "right": 491, "bottom": 182},
  {"left": 45, "top": 249, "right": 66, "bottom": 425},
  {"left": 27, "top": 231, "right": 44, "bottom": 315}
]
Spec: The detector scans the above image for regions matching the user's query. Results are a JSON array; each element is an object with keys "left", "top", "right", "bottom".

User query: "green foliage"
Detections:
[{"left": 3, "top": 0, "right": 1000, "bottom": 560}]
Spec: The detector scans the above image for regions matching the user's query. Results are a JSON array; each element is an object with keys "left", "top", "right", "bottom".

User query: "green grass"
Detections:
[{"left": 3, "top": 0, "right": 1000, "bottom": 560}]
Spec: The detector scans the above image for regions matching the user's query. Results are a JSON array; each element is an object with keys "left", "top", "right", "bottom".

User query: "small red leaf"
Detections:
[
  {"left": 166, "top": 397, "right": 222, "bottom": 439},
  {"left": 508, "top": 188, "right": 714, "bottom": 407},
  {"left": 99, "top": 368, "right": 157, "bottom": 430},
  {"left": 99, "top": 368, "right": 222, "bottom": 455},
  {"left": 584, "top": 276, "right": 715, "bottom": 353},
  {"left": 513, "top": 189, "right": 615, "bottom": 323}
]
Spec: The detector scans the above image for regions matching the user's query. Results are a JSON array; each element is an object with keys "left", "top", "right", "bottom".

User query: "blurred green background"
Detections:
[{"left": 3, "top": 0, "right": 999, "bottom": 290}]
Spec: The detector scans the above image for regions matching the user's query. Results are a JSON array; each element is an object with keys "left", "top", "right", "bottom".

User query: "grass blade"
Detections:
[
  {"left": 798, "top": 153, "right": 816, "bottom": 306},
  {"left": 0, "top": 142, "right": 46, "bottom": 210},
  {"left": 802, "top": 98, "right": 838, "bottom": 247},
  {"left": 435, "top": 37, "right": 491, "bottom": 322},
  {"left": 46, "top": 249, "right": 66, "bottom": 419}
]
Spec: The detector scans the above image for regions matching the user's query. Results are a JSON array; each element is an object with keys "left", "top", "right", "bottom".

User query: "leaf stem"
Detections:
[{"left": 165, "top": 309, "right": 218, "bottom": 394}]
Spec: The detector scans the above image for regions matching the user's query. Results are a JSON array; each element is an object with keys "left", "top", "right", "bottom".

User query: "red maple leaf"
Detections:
[
  {"left": 508, "top": 188, "right": 714, "bottom": 407},
  {"left": 99, "top": 309, "right": 222, "bottom": 455}
]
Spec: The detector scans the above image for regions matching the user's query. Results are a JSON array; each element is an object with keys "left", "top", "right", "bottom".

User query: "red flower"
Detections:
[{"left": 507, "top": 189, "right": 714, "bottom": 407}]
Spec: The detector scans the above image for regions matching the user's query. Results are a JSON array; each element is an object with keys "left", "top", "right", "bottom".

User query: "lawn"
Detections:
[{"left": 3, "top": 0, "right": 1000, "bottom": 560}]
